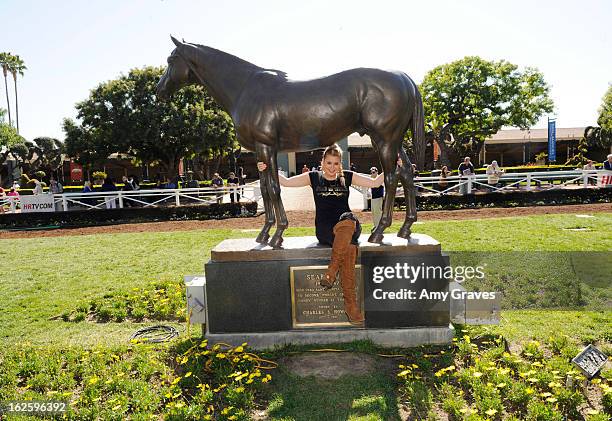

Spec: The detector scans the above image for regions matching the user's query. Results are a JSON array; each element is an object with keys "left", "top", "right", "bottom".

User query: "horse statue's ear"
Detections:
[{"left": 170, "top": 35, "right": 182, "bottom": 47}]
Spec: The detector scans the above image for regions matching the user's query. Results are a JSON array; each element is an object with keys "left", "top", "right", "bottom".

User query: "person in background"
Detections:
[
  {"left": 129, "top": 175, "right": 140, "bottom": 191},
  {"left": 32, "top": 179, "right": 44, "bottom": 195},
  {"left": 121, "top": 175, "right": 134, "bottom": 207},
  {"left": 7, "top": 186, "right": 19, "bottom": 211},
  {"left": 165, "top": 178, "right": 177, "bottom": 189},
  {"left": 302, "top": 164, "right": 309, "bottom": 173},
  {"left": 458, "top": 157, "right": 475, "bottom": 194},
  {"left": 81, "top": 181, "right": 94, "bottom": 207},
  {"left": 350, "top": 162, "right": 357, "bottom": 172},
  {"left": 211, "top": 172, "right": 224, "bottom": 204},
  {"left": 486, "top": 160, "right": 504, "bottom": 191},
  {"left": 438, "top": 165, "right": 450, "bottom": 193},
  {"left": 227, "top": 171, "right": 240, "bottom": 204},
  {"left": 0, "top": 186, "right": 5, "bottom": 213},
  {"left": 122, "top": 175, "right": 134, "bottom": 191},
  {"left": 582, "top": 159, "right": 597, "bottom": 186},
  {"left": 369, "top": 167, "right": 384, "bottom": 231},
  {"left": 7, "top": 187, "right": 19, "bottom": 198},
  {"left": 604, "top": 154, "right": 612, "bottom": 171},
  {"left": 602, "top": 154, "right": 612, "bottom": 187},
  {"left": 83, "top": 180, "right": 93, "bottom": 193},
  {"left": 237, "top": 167, "right": 246, "bottom": 198},
  {"left": 49, "top": 178, "right": 63, "bottom": 194},
  {"left": 101, "top": 177, "right": 117, "bottom": 209}
]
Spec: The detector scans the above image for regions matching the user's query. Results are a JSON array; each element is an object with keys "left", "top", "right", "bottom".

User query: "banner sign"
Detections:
[
  {"left": 20, "top": 195, "right": 56, "bottom": 213},
  {"left": 70, "top": 162, "right": 83, "bottom": 182},
  {"left": 547, "top": 119, "right": 556, "bottom": 162}
]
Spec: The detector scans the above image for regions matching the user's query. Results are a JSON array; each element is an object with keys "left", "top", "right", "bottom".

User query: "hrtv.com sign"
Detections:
[{"left": 20, "top": 195, "right": 56, "bottom": 213}]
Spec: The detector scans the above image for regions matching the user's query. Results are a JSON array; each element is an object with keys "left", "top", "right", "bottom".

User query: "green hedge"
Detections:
[
  {"left": 395, "top": 186, "right": 612, "bottom": 211},
  {"left": 0, "top": 202, "right": 258, "bottom": 230}
]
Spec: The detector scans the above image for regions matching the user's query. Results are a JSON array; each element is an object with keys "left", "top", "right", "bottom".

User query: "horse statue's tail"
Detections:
[{"left": 412, "top": 86, "right": 426, "bottom": 170}]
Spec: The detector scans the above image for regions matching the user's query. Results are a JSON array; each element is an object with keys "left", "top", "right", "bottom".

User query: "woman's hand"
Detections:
[{"left": 257, "top": 162, "right": 267, "bottom": 172}]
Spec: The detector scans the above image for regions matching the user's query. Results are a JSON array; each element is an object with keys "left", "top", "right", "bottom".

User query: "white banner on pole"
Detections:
[{"left": 20, "top": 195, "right": 56, "bottom": 213}]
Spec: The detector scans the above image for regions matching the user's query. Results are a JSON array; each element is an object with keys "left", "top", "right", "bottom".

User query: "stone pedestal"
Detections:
[{"left": 204, "top": 233, "right": 454, "bottom": 348}]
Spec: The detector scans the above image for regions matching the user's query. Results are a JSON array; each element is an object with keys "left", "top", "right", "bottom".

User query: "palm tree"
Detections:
[
  {"left": 0, "top": 53, "right": 12, "bottom": 127},
  {"left": 8, "top": 55, "right": 26, "bottom": 134}
]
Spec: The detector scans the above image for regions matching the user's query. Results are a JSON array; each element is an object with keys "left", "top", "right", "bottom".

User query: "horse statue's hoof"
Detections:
[
  {"left": 268, "top": 236, "right": 284, "bottom": 249},
  {"left": 397, "top": 226, "right": 412, "bottom": 239},
  {"left": 367, "top": 232, "right": 384, "bottom": 244},
  {"left": 255, "top": 232, "right": 270, "bottom": 244}
]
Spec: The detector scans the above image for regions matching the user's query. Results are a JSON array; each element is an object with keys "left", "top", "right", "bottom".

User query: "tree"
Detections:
[
  {"left": 567, "top": 84, "right": 612, "bottom": 165},
  {"left": 0, "top": 109, "right": 26, "bottom": 186},
  {"left": 65, "top": 66, "right": 237, "bottom": 179},
  {"left": 22, "top": 137, "right": 65, "bottom": 178},
  {"left": 0, "top": 53, "right": 13, "bottom": 127},
  {"left": 8, "top": 54, "right": 26, "bottom": 133},
  {"left": 420, "top": 56, "right": 554, "bottom": 167}
]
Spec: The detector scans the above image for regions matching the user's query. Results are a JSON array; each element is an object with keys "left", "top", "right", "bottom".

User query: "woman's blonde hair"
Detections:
[{"left": 322, "top": 144, "right": 345, "bottom": 186}]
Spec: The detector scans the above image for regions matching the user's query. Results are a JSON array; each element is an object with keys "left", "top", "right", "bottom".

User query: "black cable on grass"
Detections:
[{"left": 130, "top": 325, "right": 179, "bottom": 343}]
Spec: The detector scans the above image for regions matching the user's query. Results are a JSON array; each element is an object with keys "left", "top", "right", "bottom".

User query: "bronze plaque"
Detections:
[{"left": 290, "top": 265, "right": 363, "bottom": 328}]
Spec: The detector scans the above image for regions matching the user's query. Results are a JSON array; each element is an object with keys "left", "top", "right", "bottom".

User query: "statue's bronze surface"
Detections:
[{"left": 157, "top": 36, "right": 425, "bottom": 248}]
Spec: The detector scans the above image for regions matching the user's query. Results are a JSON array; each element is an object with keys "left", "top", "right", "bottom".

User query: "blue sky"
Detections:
[{"left": 2, "top": 0, "right": 611, "bottom": 141}]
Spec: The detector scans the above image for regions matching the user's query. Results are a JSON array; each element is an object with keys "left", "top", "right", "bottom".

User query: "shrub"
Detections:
[
  {"left": 521, "top": 340, "right": 544, "bottom": 360},
  {"left": 92, "top": 171, "right": 107, "bottom": 180},
  {"left": 547, "top": 334, "right": 570, "bottom": 355},
  {"left": 526, "top": 400, "right": 564, "bottom": 421}
]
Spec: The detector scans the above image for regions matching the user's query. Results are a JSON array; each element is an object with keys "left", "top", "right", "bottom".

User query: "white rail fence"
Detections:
[
  {"left": 1, "top": 184, "right": 263, "bottom": 214},
  {"left": 398, "top": 169, "right": 612, "bottom": 196},
  {"left": 1, "top": 170, "right": 610, "bottom": 214}
]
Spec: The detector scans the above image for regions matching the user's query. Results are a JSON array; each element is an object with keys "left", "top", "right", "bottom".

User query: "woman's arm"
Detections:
[
  {"left": 257, "top": 162, "right": 311, "bottom": 187},
  {"left": 351, "top": 171, "right": 384, "bottom": 188}
]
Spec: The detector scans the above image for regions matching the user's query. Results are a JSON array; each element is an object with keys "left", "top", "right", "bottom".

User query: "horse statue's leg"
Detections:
[
  {"left": 264, "top": 150, "right": 288, "bottom": 249},
  {"left": 368, "top": 137, "right": 400, "bottom": 244},
  {"left": 397, "top": 148, "right": 416, "bottom": 239},
  {"left": 255, "top": 145, "right": 276, "bottom": 245}
]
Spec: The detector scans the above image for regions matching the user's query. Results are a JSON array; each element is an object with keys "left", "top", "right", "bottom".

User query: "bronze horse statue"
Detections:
[{"left": 157, "top": 36, "right": 425, "bottom": 248}]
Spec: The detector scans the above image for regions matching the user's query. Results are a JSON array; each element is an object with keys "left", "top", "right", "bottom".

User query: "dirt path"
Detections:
[{"left": 2, "top": 203, "right": 609, "bottom": 239}]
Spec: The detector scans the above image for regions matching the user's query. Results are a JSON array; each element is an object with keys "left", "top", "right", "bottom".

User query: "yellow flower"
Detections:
[
  {"left": 526, "top": 387, "right": 534, "bottom": 394},
  {"left": 546, "top": 397, "right": 557, "bottom": 403},
  {"left": 472, "top": 371, "right": 483, "bottom": 378},
  {"left": 185, "top": 372, "right": 192, "bottom": 378},
  {"left": 235, "top": 386, "right": 245, "bottom": 393},
  {"left": 216, "top": 353, "right": 227, "bottom": 359},
  {"left": 485, "top": 409, "right": 497, "bottom": 416},
  {"left": 496, "top": 383, "right": 507, "bottom": 388},
  {"left": 234, "top": 346, "right": 244, "bottom": 353}
]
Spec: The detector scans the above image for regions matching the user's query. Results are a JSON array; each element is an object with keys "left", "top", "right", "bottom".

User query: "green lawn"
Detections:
[
  {"left": 1, "top": 212, "right": 610, "bottom": 347},
  {"left": 1, "top": 212, "right": 611, "bottom": 419}
]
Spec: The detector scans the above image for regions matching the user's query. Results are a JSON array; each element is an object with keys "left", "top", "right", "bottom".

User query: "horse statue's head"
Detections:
[{"left": 156, "top": 36, "right": 197, "bottom": 100}]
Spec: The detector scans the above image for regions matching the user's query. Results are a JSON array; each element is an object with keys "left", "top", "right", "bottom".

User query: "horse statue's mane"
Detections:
[{"left": 185, "top": 42, "right": 288, "bottom": 81}]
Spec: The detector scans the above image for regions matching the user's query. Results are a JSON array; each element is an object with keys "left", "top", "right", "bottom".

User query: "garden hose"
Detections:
[
  {"left": 207, "top": 341, "right": 278, "bottom": 370},
  {"left": 129, "top": 325, "right": 179, "bottom": 343}
]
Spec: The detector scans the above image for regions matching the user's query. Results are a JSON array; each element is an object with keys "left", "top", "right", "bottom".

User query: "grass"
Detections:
[
  {"left": 265, "top": 370, "right": 400, "bottom": 420},
  {"left": 1, "top": 211, "right": 611, "bottom": 419},
  {"left": 2, "top": 212, "right": 609, "bottom": 347}
]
